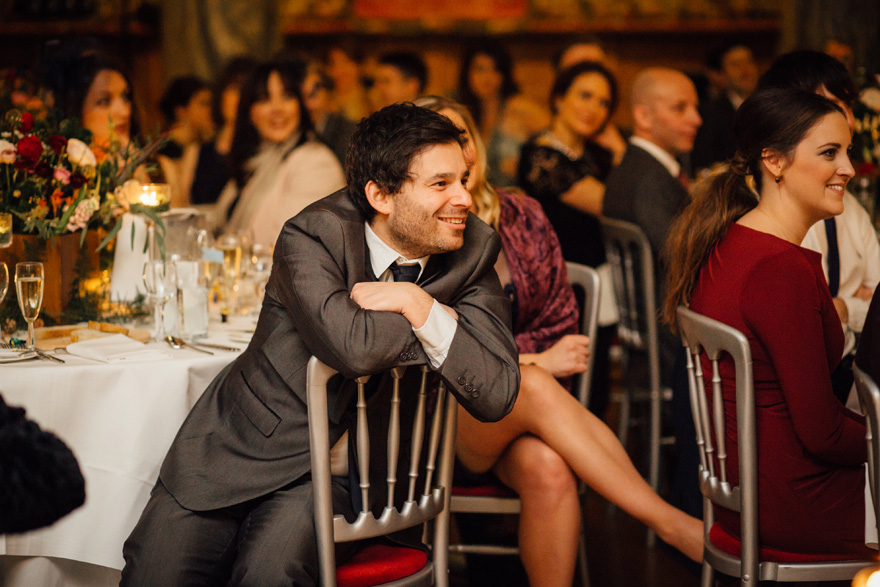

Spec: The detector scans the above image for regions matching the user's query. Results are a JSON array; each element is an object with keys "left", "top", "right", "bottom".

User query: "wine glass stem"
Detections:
[
  {"left": 153, "top": 300, "right": 166, "bottom": 341},
  {"left": 27, "top": 320, "right": 35, "bottom": 349}
]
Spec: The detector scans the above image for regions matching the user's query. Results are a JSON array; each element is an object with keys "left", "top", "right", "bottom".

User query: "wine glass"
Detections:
[
  {"left": 143, "top": 260, "right": 176, "bottom": 342},
  {"left": 15, "top": 262, "right": 44, "bottom": 349},
  {"left": 217, "top": 234, "right": 242, "bottom": 318}
]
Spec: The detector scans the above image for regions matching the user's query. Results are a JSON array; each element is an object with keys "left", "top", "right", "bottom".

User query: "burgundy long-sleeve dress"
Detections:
[{"left": 689, "top": 223, "right": 870, "bottom": 556}]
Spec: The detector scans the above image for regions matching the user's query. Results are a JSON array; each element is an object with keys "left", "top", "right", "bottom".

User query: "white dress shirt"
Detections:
[
  {"left": 629, "top": 135, "right": 680, "bottom": 178},
  {"left": 801, "top": 191, "right": 880, "bottom": 356}
]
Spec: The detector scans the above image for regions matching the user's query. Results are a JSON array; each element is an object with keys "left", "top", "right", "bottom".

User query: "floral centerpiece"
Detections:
[
  {"left": 0, "top": 104, "right": 166, "bottom": 333},
  {"left": 852, "top": 82, "right": 880, "bottom": 225}
]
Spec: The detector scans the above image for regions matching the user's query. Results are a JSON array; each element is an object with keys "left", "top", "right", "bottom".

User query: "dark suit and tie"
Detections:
[{"left": 121, "top": 105, "right": 520, "bottom": 586}]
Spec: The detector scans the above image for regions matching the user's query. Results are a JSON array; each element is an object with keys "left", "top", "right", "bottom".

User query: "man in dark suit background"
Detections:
[
  {"left": 121, "top": 104, "right": 520, "bottom": 586},
  {"left": 602, "top": 67, "right": 702, "bottom": 522}
]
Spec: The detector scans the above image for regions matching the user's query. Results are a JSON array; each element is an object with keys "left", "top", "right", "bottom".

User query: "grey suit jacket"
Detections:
[{"left": 160, "top": 189, "right": 520, "bottom": 512}]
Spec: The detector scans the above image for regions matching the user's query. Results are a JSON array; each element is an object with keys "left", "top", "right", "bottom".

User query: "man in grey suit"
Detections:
[{"left": 121, "top": 104, "right": 520, "bottom": 586}]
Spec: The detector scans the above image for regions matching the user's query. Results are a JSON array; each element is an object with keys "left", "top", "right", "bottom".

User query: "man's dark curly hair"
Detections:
[{"left": 345, "top": 103, "right": 466, "bottom": 221}]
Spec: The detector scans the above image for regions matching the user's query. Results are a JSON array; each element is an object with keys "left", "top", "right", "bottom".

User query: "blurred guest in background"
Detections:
[
  {"left": 457, "top": 43, "right": 550, "bottom": 187},
  {"left": 302, "top": 59, "right": 356, "bottom": 165},
  {"left": 371, "top": 51, "right": 427, "bottom": 110},
  {"left": 189, "top": 57, "right": 255, "bottom": 207},
  {"left": 758, "top": 49, "right": 880, "bottom": 403},
  {"left": 213, "top": 60, "right": 345, "bottom": 248},
  {"left": 517, "top": 61, "right": 619, "bottom": 416},
  {"left": 41, "top": 39, "right": 139, "bottom": 152},
  {"left": 824, "top": 38, "right": 855, "bottom": 73},
  {"left": 554, "top": 38, "right": 627, "bottom": 165},
  {"left": 326, "top": 45, "right": 370, "bottom": 123},
  {"left": 157, "top": 75, "right": 214, "bottom": 207},
  {"left": 692, "top": 44, "right": 759, "bottom": 173}
]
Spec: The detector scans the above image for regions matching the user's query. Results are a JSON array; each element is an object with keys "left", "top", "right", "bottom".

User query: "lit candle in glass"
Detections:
[{"left": 135, "top": 184, "right": 170, "bottom": 208}]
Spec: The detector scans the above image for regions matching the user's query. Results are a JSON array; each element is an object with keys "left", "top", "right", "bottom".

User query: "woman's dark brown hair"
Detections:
[{"left": 662, "top": 88, "right": 843, "bottom": 327}]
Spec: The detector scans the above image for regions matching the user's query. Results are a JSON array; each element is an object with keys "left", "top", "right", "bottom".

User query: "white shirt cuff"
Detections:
[{"left": 413, "top": 299, "right": 457, "bottom": 368}]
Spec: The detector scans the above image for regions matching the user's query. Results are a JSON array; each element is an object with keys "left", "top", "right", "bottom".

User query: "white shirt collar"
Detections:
[
  {"left": 629, "top": 136, "right": 681, "bottom": 178},
  {"left": 364, "top": 221, "right": 428, "bottom": 280}
]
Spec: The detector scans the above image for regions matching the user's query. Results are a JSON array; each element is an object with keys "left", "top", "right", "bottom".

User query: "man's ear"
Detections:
[
  {"left": 364, "top": 180, "right": 393, "bottom": 216},
  {"left": 632, "top": 103, "right": 652, "bottom": 135},
  {"left": 760, "top": 148, "right": 787, "bottom": 179}
]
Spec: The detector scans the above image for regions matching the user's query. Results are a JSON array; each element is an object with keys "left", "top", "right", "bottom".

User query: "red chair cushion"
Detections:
[
  {"left": 451, "top": 484, "right": 517, "bottom": 498},
  {"left": 336, "top": 544, "right": 428, "bottom": 587},
  {"left": 709, "top": 523, "right": 863, "bottom": 563}
]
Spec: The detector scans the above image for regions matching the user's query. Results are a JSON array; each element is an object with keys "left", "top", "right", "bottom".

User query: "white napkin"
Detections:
[{"left": 66, "top": 334, "right": 170, "bottom": 363}]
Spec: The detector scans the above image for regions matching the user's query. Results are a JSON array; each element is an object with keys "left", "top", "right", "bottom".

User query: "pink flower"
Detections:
[{"left": 54, "top": 167, "right": 71, "bottom": 184}]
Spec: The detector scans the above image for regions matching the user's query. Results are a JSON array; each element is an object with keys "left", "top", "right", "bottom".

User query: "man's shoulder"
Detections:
[{"left": 604, "top": 146, "right": 669, "bottom": 203}]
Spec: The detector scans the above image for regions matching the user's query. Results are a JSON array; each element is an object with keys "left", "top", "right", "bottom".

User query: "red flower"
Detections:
[
  {"left": 858, "top": 162, "right": 877, "bottom": 176},
  {"left": 48, "top": 135, "right": 66, "bottom": 155},
  {"left": 69, "top": 172, "right": 87, "bottom": 189},
  {"left": 34, "top": 162, "right": 53, "bottom": 178},
  {"left": 19, "top": 112, "right": 33, "bottom": 133},
  {"left": 16, "top": 135, "right": 42, "bottom": 161}
]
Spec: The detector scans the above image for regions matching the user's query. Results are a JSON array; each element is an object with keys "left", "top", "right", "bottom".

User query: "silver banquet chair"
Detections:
[
  {"left": 308, "top": 357, "right": 458, "bottom": 587},
  {"left": 677, "top": 306, "right": 874, "bottom": 586},
  {"left": 853, "top": 362, "right": 880, "bottom": 536},
  {"left": 445, "top": 262, "right": 601, "bottom": 587},
  {"left": 600, "top": 217, "right": 672, "bottom": 506}
]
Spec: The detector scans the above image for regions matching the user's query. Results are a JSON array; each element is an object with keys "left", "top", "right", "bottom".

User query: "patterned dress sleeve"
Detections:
[
  {"left": 741, "top": 249, "right": 866, "bottom": 466},
  {"left": 497, "top": 189, "right": 579, "bottom": 356}
]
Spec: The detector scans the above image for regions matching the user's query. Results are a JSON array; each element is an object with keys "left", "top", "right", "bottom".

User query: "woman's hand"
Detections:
[
  {"left": 560, "top": 176, "right": 605, "bottom": 216},
  {"left": 521, "top": 334, "right": 590, "bottom": 378}
]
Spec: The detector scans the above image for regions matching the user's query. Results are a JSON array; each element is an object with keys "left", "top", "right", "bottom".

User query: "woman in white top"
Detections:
[{"left": 215, "top": 60, "right": 345, "bottom": 248}]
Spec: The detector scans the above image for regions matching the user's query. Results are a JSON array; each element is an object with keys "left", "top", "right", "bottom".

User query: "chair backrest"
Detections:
[
  {"left": 853, "top": 362, "right": 880, "bottom": 536},
  {"left": 600, "top": 217, "right": 660, "bottom": 388},
  {"left": 676, "top": 306, "right": 758, "bottom": 580},
  {"left": 307, "top": 357, "right": 458, "bottom": 587},
  {"left": 565, "top": 261, "right": 601, "bottom": 407}
]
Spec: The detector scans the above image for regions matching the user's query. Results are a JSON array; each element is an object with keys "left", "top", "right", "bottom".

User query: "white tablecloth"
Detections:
[{"left": 0, "top": 322, "right": 251, "bottom": 579}]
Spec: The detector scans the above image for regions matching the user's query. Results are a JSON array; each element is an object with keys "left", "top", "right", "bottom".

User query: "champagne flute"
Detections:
[
  {"left": 217, "top": 234, "right": 242, "bottom": 318},
  {"left": 143, "top": 260, "right": 175, "bottom": 342},
  {"left": 15, "top": 262, "right": 44, "bottom": 349}
]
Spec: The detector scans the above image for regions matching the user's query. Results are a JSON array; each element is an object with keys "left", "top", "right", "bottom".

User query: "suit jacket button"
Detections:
[
  {"left": 399, "top": 352, "right": 408, "bottom": 361},
  {"left": 408, "top": 352, "right": 417, "bottom": 360},
  {"left": 471, "top": 390, "right": 480, "bottom": 398},
  {"left": 464, "top": 383, "right": 474, "bottom": 392},
  {"left": 457, "top": 376, "right": 466, "bottom": 385}
]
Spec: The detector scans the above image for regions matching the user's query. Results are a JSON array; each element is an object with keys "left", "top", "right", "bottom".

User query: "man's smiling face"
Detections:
[{"left": 378, "top": 141, "right": 472, "bottom": 259}]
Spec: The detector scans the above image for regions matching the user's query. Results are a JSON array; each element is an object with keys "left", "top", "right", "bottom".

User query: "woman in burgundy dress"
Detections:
[
  {"left": 417, "top": 96, "right": 702, "bottom": 586},
  {"left": 664, "top": 87, "right": 871, "bottom": 556}
]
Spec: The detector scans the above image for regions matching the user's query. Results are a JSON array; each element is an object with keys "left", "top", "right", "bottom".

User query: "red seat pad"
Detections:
[
  {"left": 336, "top": 544, "right": 428, "bottom": 587},
  {"left": 709, "top": 523, "right": 864, "bottom": 563},
  {"left": 451, "top": 484, "right": 517, "bottom": 498}
]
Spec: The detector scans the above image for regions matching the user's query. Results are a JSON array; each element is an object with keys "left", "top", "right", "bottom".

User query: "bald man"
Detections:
[
  {"left": 603, "top": 67, "right": 701, "bottom": 262},
  {"left": 603, "top": 69, "right": 703, "bottom": 520}
]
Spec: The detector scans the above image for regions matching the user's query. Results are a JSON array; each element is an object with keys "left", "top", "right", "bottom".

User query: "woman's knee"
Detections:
[
  {"left": 517, "top": 365, "right": 566, "bottom": 414},
  {"left": 504, "top": 440, "right": 577, "bottom": 500}
]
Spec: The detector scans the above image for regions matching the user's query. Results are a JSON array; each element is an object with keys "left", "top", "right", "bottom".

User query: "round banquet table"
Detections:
[{"left": 0, "top": 324, "right": 250, "bottom": 586}]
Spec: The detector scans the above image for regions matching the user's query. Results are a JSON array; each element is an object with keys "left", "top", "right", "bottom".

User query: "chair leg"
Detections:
[
  {"left": 646, "top": 385, "right": 662, "bottom": 547},
  {"left": 607, "top": 387, "right": 631, "bottom": 516},
  {"left": 576, "top": 531, "right": 590, "bottom": 587},
  {"left": 700, "top": 561, "right": 714, "bottom": 587}
]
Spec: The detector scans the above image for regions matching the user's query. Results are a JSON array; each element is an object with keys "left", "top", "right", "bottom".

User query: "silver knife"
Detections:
[{"left": 189, "top": 342, "right": 242, "bottom": 352}]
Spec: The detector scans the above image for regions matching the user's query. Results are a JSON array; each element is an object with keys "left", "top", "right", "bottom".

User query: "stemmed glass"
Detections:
[
  {"left": 14, "top": 262, "right": 44, "bottom": 349},
  {"left": 0, "top": 262, "right": 7, "bottom": 305},
  {"left": 217, "top": 234, "right": 242, "bottom": 318},
  {"left": 143, "top": 260, "right": 176, "bottom": 342}
]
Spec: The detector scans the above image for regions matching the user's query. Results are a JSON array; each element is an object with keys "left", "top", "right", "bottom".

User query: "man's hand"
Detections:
[
  {"left": 832, "top": 297, "right": 849, "bottom": 324},
  {"left": 350, "top": 282, "right": 435, "bottom": 328},
  {"left": 521, "top": 334, "right": 590, "bottom": 378},
  {"left": 855, "top": 285, "right": 875, "bottom": 302}
]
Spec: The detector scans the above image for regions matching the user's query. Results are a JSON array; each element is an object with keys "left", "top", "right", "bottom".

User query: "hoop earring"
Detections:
[{"left": 774, "top": 175, "right": 782, "bottom": 184}]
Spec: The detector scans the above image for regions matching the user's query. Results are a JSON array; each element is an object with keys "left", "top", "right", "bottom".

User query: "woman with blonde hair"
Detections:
[{"left": 416, "top": 96, "right": 702, "bottom": 587}]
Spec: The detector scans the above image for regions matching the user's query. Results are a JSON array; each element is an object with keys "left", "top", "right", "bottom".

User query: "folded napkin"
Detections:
[{"left": 66, "top": 334, "right": 171, "bottom": 363}]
